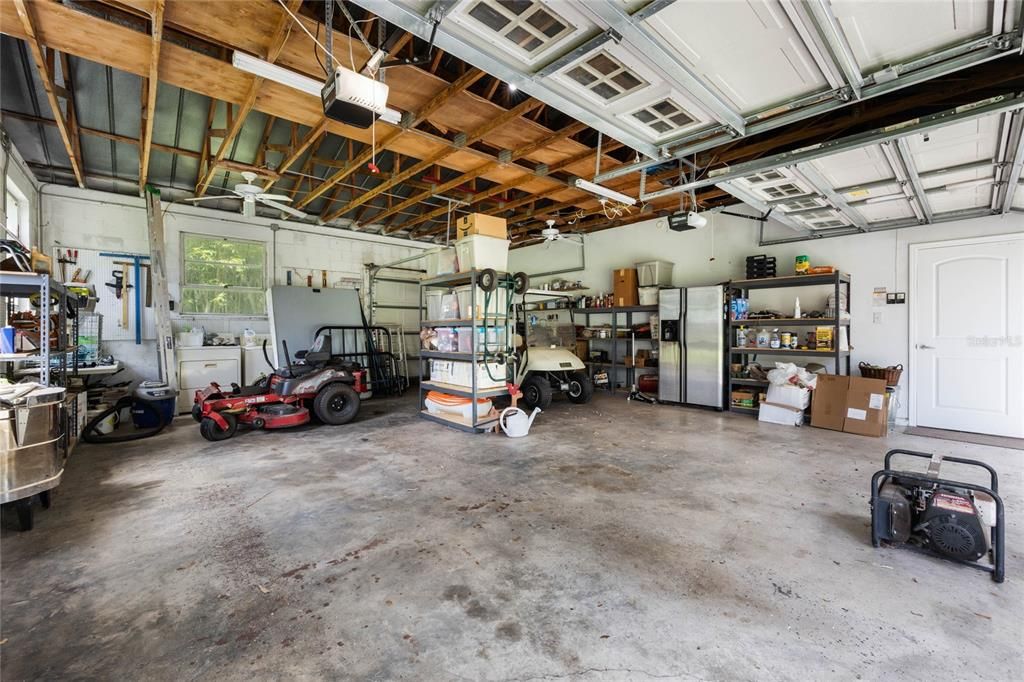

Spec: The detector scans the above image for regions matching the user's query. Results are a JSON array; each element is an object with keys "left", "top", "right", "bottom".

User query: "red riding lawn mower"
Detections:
[{"left": 193, "top": 335, "right": 366, "bottom": 441}]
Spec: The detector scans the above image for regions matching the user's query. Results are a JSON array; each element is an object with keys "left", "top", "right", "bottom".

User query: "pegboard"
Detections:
[{"left": 53, "top": 246, "right": 156, "bottom": 342}]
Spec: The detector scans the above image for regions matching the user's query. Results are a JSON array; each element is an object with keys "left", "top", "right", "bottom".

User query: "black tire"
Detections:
[
  {"left": 566, "top": 371, "right": 594, "bottom": 404},
  {"left": 478, "top": 268, "right": 498, "bottom": 292},
  {"left": 513, "top": 271, "right": 530, "bottom": 295},
  {"left": 520, "top": 374, "right": 552, "bottom": 410},
  {"left": 191, "top": 403, "right": 203, "bottom": 423},
  {"left": 313, "top": 383, "right": 360, "bottom": 425},
  {"left": 200, "top": 413, "right": 237, "bottom": 442}
]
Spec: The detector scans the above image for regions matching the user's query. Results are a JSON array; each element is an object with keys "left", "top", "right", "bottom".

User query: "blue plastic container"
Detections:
[{"left": 132, "top": 381, "right": 176, "bottom": 428}]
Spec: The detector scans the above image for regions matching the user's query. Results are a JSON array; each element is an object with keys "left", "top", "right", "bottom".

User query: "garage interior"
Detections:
[{"left": 1, "top": 0, "right": 1022, "bottom": 679}]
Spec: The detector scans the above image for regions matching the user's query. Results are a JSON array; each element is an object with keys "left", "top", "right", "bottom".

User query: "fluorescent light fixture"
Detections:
[
  {"left": 233, "top": 50, "right": 321, "bottom": 97},
  {"left": 574, "top": 178, "right": 636, "bottom": 206},
  {"left": 232, "top": 50, "right": 403, "bottom": 126}
]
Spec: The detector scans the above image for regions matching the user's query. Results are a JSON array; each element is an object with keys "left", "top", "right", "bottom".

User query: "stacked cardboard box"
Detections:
[
  {"left": 613, "top": 268, "right": 639, "bottom": 307},
  {"left": 811, "top": 375, "right": 889, "bottom": 437}
]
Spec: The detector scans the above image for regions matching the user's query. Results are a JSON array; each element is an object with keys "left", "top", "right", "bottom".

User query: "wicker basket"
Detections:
[{"left": 859, "top": 362, "right": 903, "bottom": 385}]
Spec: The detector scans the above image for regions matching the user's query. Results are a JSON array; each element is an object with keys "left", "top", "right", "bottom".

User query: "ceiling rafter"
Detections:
[
  {"left": 295, "top": 67, "right": 486, "bottom": 210},
  {"left": 263, "top": 119, "right": 330, "bottom": 191},
  {"left": 57, "top": 52, "right": 82, "bottom": 180},
  {"left": 321, "top": 96, "right": 544, "bottom": 222},
  {"left": 375, "top": 121, "right": 588, "bottom": 230},
  {"left": 139, "top": 0, "right": 165, "bottom": 190},
  {"left": 194, "top": 0, "right": 300, "bottom": 196},
  {"left": 12, "top": 0, "right": 84, "bottom": 187},
  {"left": 409, "top": 141, "right": 626, "bottom": 236}
]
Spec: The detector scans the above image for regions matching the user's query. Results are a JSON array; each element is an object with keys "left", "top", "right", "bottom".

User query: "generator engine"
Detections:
[{"left": 871, "top": 449, "right": 1004, "bottom": 582}]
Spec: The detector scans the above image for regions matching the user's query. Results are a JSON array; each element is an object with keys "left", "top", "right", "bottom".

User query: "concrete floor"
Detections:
[{"left": 2, "top": 392, "right": 1021, "bottom": 681}]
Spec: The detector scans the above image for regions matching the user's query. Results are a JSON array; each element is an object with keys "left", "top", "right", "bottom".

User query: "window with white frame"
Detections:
[
  {"left": 630, "top": 99, "right": 695, "bottom": 135},
  {"left": 466, "top": 0, "right": 572, "bottom": 55},
  {"left": 180, "top": 233, "right": 267, "bottom": 315},
  {"left": 566, "top": 51, "right": 648, "bottom": 102},
  {"left": 759, "top": 182, "right": 805, "bottom": 200},
  {"left": 4, "top": 182, "right": 30, "bottom": 247}
]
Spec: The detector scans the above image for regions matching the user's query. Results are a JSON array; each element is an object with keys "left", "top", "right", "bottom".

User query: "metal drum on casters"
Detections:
[{"left": 0, "top": 387, "right": 66, "bottom": 504}]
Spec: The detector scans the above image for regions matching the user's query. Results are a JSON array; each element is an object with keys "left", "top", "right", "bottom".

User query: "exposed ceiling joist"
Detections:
[
  {"left": 194, "top": 0, "right": 300, "bottom": 196},
  {"left": 294, "top": 67, "right": 486, "bottom": 210},
  {"left": 893, "top": 137, "right": 934, "bottom": 223},
  {"left": 12, "top": 0, "right": 84, "bottom": 187},
  {"left": 139, "top": 0, "right": 165, "bottom": 191},
  {"left": 321, "top": 96, "right": 544, "bottom": 222}
]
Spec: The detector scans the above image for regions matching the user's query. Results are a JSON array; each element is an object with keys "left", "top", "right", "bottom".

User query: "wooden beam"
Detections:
[
  {"left": 255, "top": 115, "right": 276, "bottom": 167},
  {"left": 139, "top": 0, "right": 165, "bottom": 190},
  {"left": 262, "top": 119, "right": 329, "bottom": 191},
  {"left": 193, "top": 0, "right": 299, "bottom": 196},
  {"left": 197, "top": 98, "right": 217, "bottom": 184},
  {"left": 287, "top": 133, "right": 328, "bottom": 200},
  {"left": 409, "top": 142, "right": 624, "bottom": 236},
  {"left": 322, "top": 97, "right": 543, "bottom": 222},
  {"left": 295, "top": 68, "right": 486, "bottom": 209},
  {"left": 376, "top": 121, "right": 586, "bottom": 230},
  {"left": 57, "top": 52, "right": 82, "bottom": 177},
  {"left": 12, "top": 0, "right": 84, "bottom": 187}
]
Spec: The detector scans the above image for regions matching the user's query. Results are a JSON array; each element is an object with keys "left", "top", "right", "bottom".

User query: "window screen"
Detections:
[{"left": 180, "top": 234, "right": 267, "bottom": 315}]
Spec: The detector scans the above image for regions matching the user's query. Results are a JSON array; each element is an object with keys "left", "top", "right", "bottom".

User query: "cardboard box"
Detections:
[
  {"left": 843, "top": 377, "right": 889, "bottom": 437},
  {"left": 624, "top": 356, "right": 635, "bottom": 367},
  {"left": 575, "top": 340, "right": 589, "bottom": 360},
  {"left": 811, "top": 374, "right": 849, "bottom": 431},
  {"left": 613, "top": 268, "right": 639, "bottom": 308},
  {"left": 758, "top": 402, "right": 804, "bottom": 426},
  {"left": 457, "top": 213, "right": 507, "bottom": 240},
  {"left": 731, "top": 389, "right": 756, "bottom": 408}
]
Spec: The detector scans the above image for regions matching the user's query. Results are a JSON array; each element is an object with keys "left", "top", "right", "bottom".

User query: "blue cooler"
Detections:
[{"left": 132, "top": 381, "right": 176, "bottom": 428}]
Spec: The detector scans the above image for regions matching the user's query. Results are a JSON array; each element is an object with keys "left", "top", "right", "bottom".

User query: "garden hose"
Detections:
[{"left": 82, "top": 395, "right": 169, "bottom": 444}]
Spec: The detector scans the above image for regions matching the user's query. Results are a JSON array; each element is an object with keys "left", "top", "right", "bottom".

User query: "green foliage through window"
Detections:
[{"left": 180, "top": 234, "right": 266, "bottom": 315}]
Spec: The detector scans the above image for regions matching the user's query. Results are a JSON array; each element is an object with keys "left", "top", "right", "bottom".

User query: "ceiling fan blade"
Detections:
[
  {"left": 260, "top": 198, "right": 308, "bottom": 219},
  {"left": 255, "top": 194, "right": 293, "bottom": 202},
  {"left": 182, "top": 195, "right": 235, "bottom": 203}
]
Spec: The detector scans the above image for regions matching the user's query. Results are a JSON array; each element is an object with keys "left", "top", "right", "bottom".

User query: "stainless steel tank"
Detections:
[{"left": 0, "top": 386, "right": 66, "bottom": 504}]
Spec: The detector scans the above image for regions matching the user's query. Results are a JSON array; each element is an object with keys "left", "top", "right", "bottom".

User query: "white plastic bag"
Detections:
[{"left": 766, "top": 362, "right": 818, "bottom": 390}]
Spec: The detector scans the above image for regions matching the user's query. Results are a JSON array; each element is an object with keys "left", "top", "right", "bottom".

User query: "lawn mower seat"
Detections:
[{"left": 301, "top": 334, "right": 332, "bottom": 365}]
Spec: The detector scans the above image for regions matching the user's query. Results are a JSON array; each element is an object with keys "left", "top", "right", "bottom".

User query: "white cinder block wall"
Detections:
[
  {"left": 40, "top": 185, "right": 433, "bottom": 383},
  {"left": 509, "top": 208, "right": 1024, "bottom": 423}
]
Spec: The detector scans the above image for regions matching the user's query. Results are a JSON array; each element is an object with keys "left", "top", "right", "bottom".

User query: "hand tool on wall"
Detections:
[
  {"left": 100, "top": 252, "right": 151, "bottom": 344},
  {"left": 321, "top": 270, "right": 328, "bottom": 288}
]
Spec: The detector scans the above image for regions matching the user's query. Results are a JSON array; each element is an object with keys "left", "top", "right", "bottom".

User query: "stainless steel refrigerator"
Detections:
[{"left": 658, "top": 286, "right": 726, "bottom": 407}]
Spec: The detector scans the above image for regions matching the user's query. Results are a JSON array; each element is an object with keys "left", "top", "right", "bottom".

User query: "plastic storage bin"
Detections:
[
  {"left": 456, "top": 326, "right": 508, "bottom": 353},
  {"left": 636, "top": 260, "right": 674, "bottom": 287},
  {"left": 425, "top": 248, "right": 457, "bottom": 277},
  {"left": 638, "top": 286, "right": 660, "bottom": 306},
  {"left": 455, "top": 284, "right": 508, "bottom": 320},
  {"left": 455, "top": 235, "right": 510, "bottom": 273},
  {"left": 429, "top": 359, "right": 507, "bottom": 389}
]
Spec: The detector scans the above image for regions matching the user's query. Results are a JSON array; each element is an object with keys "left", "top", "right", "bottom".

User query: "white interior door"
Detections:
[{"left": 912, "top": 234, "right": 1024, "bottom": 437}]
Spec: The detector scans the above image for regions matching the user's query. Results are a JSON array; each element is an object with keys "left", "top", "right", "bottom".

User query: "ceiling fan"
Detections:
[
  {"left": 182, "top": 172, "right": 308, "bottom": 220},
  {"left": 539, "top": 219, "right": 584, "bottom": 247}
]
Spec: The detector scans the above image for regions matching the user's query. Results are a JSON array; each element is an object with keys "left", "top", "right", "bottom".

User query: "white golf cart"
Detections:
[{"left": 512, "top": 290, "right": 593, "bottom": 410}]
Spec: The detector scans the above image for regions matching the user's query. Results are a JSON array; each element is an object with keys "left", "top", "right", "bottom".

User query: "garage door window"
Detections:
[
  {"left": 180, "top": 234, "right": 266, "bottom": 315},
  {"left": 467, "top": 0, "right": 571, "bottom": 54},
  {"left": 631, "top": 99, "right": 695, "bottom": 134},
  {"left": 566, "top": 51, "right": 648, "bottom": 102}
]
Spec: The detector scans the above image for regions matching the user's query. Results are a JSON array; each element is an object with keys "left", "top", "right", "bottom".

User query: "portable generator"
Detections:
[{"left": 870, "top": 449, "right": 1004, "bottom": 582}]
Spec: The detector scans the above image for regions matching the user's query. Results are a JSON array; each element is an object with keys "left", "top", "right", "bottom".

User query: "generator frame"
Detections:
[{"left": 870, "top": 449, "right": 1005, "bottom": 583}]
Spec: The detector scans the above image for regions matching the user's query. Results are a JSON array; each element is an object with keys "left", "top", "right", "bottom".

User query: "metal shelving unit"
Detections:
[
  {"left": 575, "top": 304, "right": 658, "bottom": 394},
  {"left": 418, "top": 270, "right": 513, "bottom": 433},
  {"left": 1, "top": 272, "right": 79, "bottom": 387},
  {"left": 726, "top": 271, "right": 851, "bottom": 416}
]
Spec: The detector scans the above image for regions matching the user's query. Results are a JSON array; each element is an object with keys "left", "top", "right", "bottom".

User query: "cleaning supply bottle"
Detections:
[
  {"left": 736, "top": 326, "right": 748, "bottom": 348},
  {"left": 794, "top": 297, "right": 801, "bottom": 319},
  {"left": 770, "top": 329, "right": 781, "bottom": 349}
]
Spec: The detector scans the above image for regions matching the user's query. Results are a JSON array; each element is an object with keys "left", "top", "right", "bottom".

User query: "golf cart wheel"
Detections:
[
  {"left": 314, "top": 383, "right": 360, "bottom": 425},
  {"left": 478, "top": 268, "right": 498, "bottom": 292},
  {"left": 200, "top": 413, "right": 237, "bottom": 442},
  {"left": 566, "top": 371, "right": 594, "bottom": 404},
  {"left": 513, "top": 271, "right": 530, "bottom": 295},
  {"left": 520, "top": 375, "right": 552, "bottom": 410},
  {"left": 191, "top": 403, "right": 203, "bottom": 423}
]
